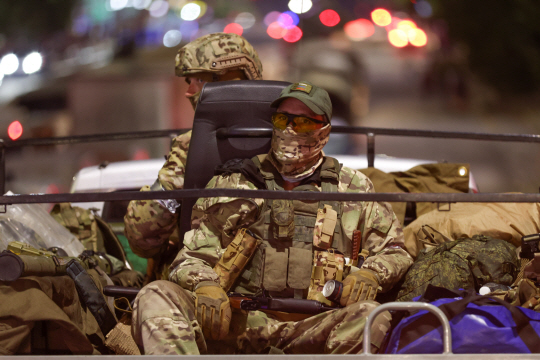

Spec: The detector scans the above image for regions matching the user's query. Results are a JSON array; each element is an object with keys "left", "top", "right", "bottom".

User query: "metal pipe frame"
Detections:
[
  {"left": 3, "top": 189, "right": 540, "bottom": 205},
  {"left": 363, "top": 302, "right": 452, "bottom": 355}
]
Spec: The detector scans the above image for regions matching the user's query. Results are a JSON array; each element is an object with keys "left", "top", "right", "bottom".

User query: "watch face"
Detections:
[{"left": 322, "top": 280, "right": 335, "bottom": 298}]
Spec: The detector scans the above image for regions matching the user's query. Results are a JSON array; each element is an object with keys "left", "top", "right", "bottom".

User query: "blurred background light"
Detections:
[
  {"left": 277, "top": 11, "right": 299, "bottom": 29},
  {"left": 414, "top": 0, "right": 433, "bottom": 18},
  {"left": 344, "top": 19, "right": 375, "bottom": 41},
  {"left": 267, "top": 22, "right": 286, "bottom": 39},
  {"left": 163, "top": 30, "right": 182, "bottom": 47},
  {"left": 264, "top": 11, "right": 281, "bottom": 26},
  {"left": 288, "top": 0, "right": 312, "bottom": 14},
  {"left": 110, "top": 0, "right": 129, "bottom": 11},
  {"left": 181, "top": 2, "right": 201, "bottom": 21},
  {"left": 409, "top": 28, "right": 427, "bottom": 47},
  {"left": 319, "top": 9, "right": 340, "bottom": 27},
  {"left": 397, "top": 20, "right": 417, "bottom": 32},
  {"left": 235, "top": 12, "right": 256, "bottom": 29},
  {"left": 0, "top": 54, "right": 19, "bottom": 75},
  {"left": 223, "top": 23, "right": 243, "bottom": 36},
  {"left": 133, "top": 0, "right": 152, "bottom": 10},
  {"left": 388, "top": 29, "right": 408, "bottom": 47},
  {"left": 283, "top": 26, "right": 303, "bottom": 42},
  {"left": 371, "top": 8, "right": 392, "bottom": 27},
  {"left": 0, "top": 72, "right": 3, "bottom": 86},
  {"left": 149, "top": 0, "right": 169, "bottom": 17},
  {"left": 22, "top": 52, "right": 43, "bottom": 74},
  {"left": 180, "top": 20, "right": 199, "bottom": 38},
  {"left": 8, "top": 121, "right": 23, "bottom": 140}
]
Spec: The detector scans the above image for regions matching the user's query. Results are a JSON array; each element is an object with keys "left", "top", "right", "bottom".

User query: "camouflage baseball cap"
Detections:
[
  {"left": 271, "top": 81, "right": 332, "bottom": 121},
  {"left": 175, "top": 32, "right": 263, "bottom": 80}
]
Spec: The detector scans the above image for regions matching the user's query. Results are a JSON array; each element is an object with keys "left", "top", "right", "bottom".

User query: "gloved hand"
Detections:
[
  {"left": 340, "top": 268, "right": 380, "bottom": 306},
  {"left": 194, "top": 281, "right": 232, "bottom": 341}
]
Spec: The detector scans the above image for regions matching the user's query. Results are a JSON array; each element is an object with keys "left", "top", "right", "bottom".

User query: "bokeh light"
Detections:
[
  {"left": 0, "top": 54, "right": 19, "bottom": 75},
  {"left": 409, "top": 28, "right": 428, "bottom": 47},
  {"left": 8, "top": 121, "right": 23, "bottom": 140},
  {"left": 235, "top": 12, "right": 256, "bottom": 29},
  {"left": 388, "top": 29, "right": 408, "bottom": 47},
  {"left": 181, "top": 2, "right": 201, "bottom": 21},
  {"left": 133, "top": 0, "right": 152, "bottom": 10},
  {"left": 319, "top": 9, "right": 340, "bottom": 27},
  {"left": 22, "top": 52, "right": 43, "bottom": 74},
  {"left": 288, "top": 0, "right": 312, "bottom": 14},
  {"left": 283, "top": 26, "right": 303, "bottom": 42},
  {"left": 397, "top": 20, "right": 417, "bottom": 32},
  {"left": 267, "top": 22, "right": 286, "bottom": 39},
  {"left": 224, "top": 23, "right": 243, "bottom": 36},
  {"left": 149, "top": 0, "right": 169, "bottom": 17},
  {"left": 264, "top": 11, "right": 281, "bottom": 26},
  {"left": 180, "top": 20, "right": 199, "bottom": 38},
  {"left": 278, "top": 11, "right": 299, "bottom": 29},
  {"left": 344, "top": 19, "right": 375, "bottom": 41},
  {"left": 0, "top": 72, "right": 3, "bottom": 86},
  {"left": 163, "top": 30, "right": 182, "bottom": 47},
  {"left": 414, "top": 0, "right": 433, "bottom": 18},
  {"left": 109, "top": 0, "right": 128, "bottom": 11},
  {"left": 371, "top": 8, "right": 392, "bottom": 26}
]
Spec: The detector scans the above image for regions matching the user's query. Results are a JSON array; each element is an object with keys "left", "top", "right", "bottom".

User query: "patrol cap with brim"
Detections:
[{"left": 271, "top": 81, "right": 332, "bottom": 122}]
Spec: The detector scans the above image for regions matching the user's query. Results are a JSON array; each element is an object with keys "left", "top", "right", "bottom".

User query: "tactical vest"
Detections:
[{"left": 231, "top": 155, "right": 350, "bottom": 297}]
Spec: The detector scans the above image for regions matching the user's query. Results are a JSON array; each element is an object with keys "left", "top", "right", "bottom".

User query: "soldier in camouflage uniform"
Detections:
[
  {"left": 124, "top": 33, "right": 263, "bottom": 264},
  {"left": 131, "top": 82, "right": 413, "bottom": 354}
]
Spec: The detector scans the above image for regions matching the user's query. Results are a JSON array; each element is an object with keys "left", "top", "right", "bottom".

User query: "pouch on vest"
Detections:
[
  {"left": 313, "top": 204, "right": 337, "bottom": 250},
  {"left": 214, "top": 228, "right": 261, "bottom": 292},
  {"left": 271, "top": 199, "right": 294, "bottom": 240},
  {"left": 307, "top": 249, "right": 344, "bottom": 303},
  {"left": 263, "top": 247, "right": 289, "bottom": 292}
]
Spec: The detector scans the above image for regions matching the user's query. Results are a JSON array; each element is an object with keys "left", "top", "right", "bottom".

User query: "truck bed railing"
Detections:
[{"left": 2, "top": 125, "right": 540, "bottom": 198}]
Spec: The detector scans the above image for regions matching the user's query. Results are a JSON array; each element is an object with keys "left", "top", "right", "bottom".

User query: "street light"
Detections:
[
  {"left": 0, "top": 54, "right": 19, "bottom": 75},
  {"left": 22, "top": 52, "right": 43, "bottom": 74}
]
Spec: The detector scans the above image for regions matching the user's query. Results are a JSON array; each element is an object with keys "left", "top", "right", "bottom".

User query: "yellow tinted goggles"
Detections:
[{"left": 271, "top": 112, "right": 327, "bottom": 133}]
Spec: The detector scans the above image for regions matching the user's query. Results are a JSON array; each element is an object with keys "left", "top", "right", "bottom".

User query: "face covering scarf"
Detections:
[{"left": 269, "top": 123, "right": 331, "bottom": 180}]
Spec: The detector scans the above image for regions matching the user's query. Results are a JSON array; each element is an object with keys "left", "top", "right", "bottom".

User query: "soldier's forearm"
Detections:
[{"left": 361, "top": 246, "right": 413, "bottom": 292}]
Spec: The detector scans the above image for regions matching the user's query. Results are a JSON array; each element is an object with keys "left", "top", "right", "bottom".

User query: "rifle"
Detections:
[
  {"left": 228, "top": 292, "right": 337, "bottom": 315},
  {"left": 0, "top": 241, "right": 118, "bottom": 335}
]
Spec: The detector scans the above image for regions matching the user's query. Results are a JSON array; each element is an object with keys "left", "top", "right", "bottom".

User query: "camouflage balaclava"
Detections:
[
  {"left": 269, "top": 82, "right": 333, "bottom": 180},
  {"left": 175, "top": 32, "right": 263, "bottom": 110}
]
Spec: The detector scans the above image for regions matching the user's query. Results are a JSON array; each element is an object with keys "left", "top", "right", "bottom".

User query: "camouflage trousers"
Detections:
[{"left": 132, "top": 280, "right": 391, "bottom": 355}]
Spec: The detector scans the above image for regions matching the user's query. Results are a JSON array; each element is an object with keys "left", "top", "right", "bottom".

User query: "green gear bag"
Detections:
[{"left": 396, "top": 234, "right": 519, "bottom": 302}]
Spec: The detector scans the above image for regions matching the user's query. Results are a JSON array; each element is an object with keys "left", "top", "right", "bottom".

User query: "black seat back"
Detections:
[{"left": 178, "top": 80, "right": 290, "bottom": 243}]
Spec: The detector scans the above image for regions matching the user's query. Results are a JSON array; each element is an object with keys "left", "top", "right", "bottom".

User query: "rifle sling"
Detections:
[{"left": 66, "top": 259, "right": 117, "bottom": 336}]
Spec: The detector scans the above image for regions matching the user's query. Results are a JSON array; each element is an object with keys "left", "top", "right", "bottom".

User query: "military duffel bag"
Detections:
[{"left": 396, "top": 234, "right": 519, "bottom": 302}]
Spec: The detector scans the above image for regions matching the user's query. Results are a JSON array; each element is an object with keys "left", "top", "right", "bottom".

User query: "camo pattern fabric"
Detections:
[
  {"left": 308, "top": 250, "right": 345, "bottom": 301},
  {"left": 175, "top": 32, "right": 263, "bottom": 79},
  {"left": 124, "top": 131, "right": 191, "bottom": 258},
  {"left": 396, "top": 235, "right": 519, "bottom": 302},
  {"left": 132, "top": 280, "right": 391, "bottom": 354},
  {"left": 169, "top": 156, "right": 413, "bottom": 293},
  {"left": 269, "top": 124, "right": 331, "bottom": 179}
]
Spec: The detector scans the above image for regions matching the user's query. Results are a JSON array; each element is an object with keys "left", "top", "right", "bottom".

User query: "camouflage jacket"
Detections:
[
  {"left": 124, "top": 130, "right": 191, "bottom": 258},
  {"left": 169, "top": 155, "right": 413, "bottom": 293}
]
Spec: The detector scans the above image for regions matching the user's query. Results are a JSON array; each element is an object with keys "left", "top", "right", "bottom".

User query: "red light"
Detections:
[
  {"left": 344, "top": 19, "right": 375, "bottom": 41},
  {"left": 267, "top": 22, "right": 286, "bottom": 39},
  {"left": 283, "top": 26, "right": 303, "bottom": 43},
  {"left": 319, "top": 9, "right": 340, "bottom": 27},
  {"left": 8, "top": 121, "right": 23, "bottom": 140},
  {"left": 224, "top": 23, "right": 243, "bottom": 36}
]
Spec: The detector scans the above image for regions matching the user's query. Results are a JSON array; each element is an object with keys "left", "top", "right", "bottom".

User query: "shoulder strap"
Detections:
[{"left": 320, "top": 157, "right": 341, "bottom": 193}]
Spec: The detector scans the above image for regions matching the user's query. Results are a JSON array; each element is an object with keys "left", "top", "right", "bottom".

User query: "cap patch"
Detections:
[{"left": 291, "top": 82, "right": 312, "bottom": 94}]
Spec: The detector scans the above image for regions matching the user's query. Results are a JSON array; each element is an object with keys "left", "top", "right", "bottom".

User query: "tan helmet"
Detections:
[{"left": 175, "top": 32, "right": 263, "bottom": 80}]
